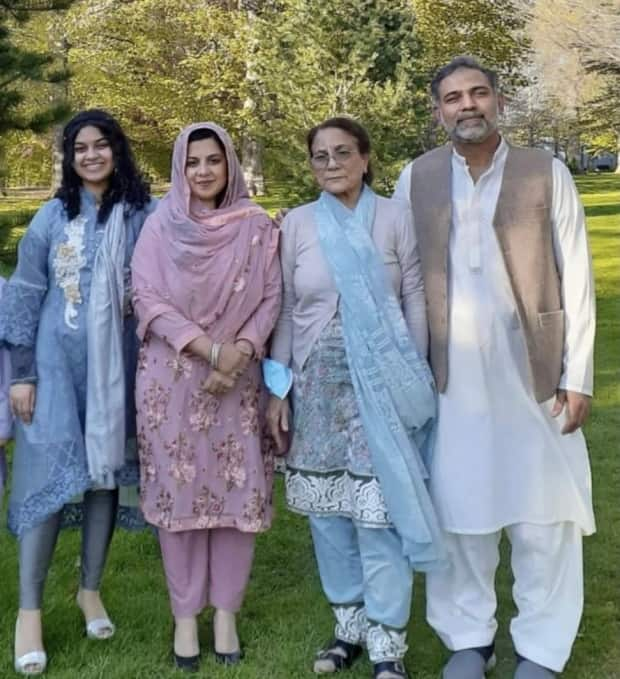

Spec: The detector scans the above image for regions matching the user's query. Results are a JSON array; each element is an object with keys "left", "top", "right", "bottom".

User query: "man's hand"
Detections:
[
  {"left": 551, "top": 389, "right": 591, "bottom": 434},
  {"left": 266, "top": 395, "right": 290, "bottom": 454},
  {"left": 10, "top": 383, "right": 36, "bottom": 424}
]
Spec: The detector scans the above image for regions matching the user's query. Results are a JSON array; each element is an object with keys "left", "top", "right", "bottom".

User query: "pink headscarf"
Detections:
[{"left": 132, "top": 122, "right": 279, "bottom": 343}]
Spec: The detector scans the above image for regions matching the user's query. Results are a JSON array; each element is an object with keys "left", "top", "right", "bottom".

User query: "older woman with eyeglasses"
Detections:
[{"left": 265, "top": 117, "right": 446, "bottom": 679}]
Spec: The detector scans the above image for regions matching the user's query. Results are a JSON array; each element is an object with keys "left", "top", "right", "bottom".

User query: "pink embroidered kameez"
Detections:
[{"left": 132, "top": 124, "right": 281, "bottom": 537}]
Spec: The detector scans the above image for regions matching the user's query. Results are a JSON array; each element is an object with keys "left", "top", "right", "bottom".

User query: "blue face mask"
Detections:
[{"left": 261, "top": 358, "right": 293, "bottom": 400}]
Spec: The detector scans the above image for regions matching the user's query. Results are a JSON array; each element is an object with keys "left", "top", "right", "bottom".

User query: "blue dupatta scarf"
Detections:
[{"left": 314, "top": 186, "right": 446, "bottom": 570}]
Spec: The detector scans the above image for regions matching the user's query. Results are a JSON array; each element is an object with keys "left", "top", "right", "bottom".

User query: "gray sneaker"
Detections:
[
  {"left": 442, "top": 648, "right": 496, "bottom": 679},
  {"left": 514, "top": 659, "right": 556, "bottom": 678}
]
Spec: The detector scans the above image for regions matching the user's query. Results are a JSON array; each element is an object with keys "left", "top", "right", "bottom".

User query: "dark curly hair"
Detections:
[{"left": 55, "top": 109, "right": 151, "bottom": 223}]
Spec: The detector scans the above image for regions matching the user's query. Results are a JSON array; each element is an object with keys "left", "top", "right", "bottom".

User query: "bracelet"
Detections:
[{"left": 210, "top": 342, "right": 222, "bottom": 370}]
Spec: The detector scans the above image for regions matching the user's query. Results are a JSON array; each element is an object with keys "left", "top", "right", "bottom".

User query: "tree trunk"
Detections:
[
  {"left": 0, "top": 142, "right": 7, "bottom": 196},
  {"left": 241, "top": 136, "right": 265, "bottom": 196},
  {"left": 50, "top": 125, "right": 64, "bottom": 195},
  {"left": 49, "top": 32, "right": 70, "bottom": 196},
  {"left": 239, "top": 3, "right": 265, "bottom": 195}
]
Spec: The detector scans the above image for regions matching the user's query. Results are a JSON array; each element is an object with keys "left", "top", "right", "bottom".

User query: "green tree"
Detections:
[
  {"left": 0, "top": 0, "right": 73, "bottom": 134},
  {"left": 250, "top": 0, "right": 427, "bottom": 195},
  {"left": 411, "top": 0, "right": 529, "bottom": 87},
  {"left": 64, "top": 0, "right": 249, "bottom": 178},
  {"left": 2, "top": 0, "right": 534, "bottom": 190}
]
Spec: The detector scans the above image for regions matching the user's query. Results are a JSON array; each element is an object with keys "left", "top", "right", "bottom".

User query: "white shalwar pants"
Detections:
[{"left": 426, "top": 522, "right": 583, "bottom": 673}]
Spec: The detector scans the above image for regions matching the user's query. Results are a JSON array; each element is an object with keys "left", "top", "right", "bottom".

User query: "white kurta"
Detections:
[{"left": 394, "top": 140, "right": 596, "bottom": 536}]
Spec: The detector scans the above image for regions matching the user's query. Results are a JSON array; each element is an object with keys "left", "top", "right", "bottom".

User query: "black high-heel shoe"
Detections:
[
  {"left": 174, "top": 651, "right": 200, "bottom": 673},
  {"left": 214, "top": 648, "right": 244, "bottom": 665}
]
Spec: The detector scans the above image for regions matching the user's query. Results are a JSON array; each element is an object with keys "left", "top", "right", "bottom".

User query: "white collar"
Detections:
[{"left": 452, "top": 136, "right": 508, "bottom": 175}]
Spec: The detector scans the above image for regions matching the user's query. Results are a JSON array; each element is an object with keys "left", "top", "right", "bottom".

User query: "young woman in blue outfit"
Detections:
[{"left": 0, "top": 109, "right": 154, "bottom": 675}]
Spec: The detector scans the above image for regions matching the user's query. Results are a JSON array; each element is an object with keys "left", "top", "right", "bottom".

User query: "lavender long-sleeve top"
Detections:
[{"left": 270, "top": 195, "right": 428, "bottom": 373}]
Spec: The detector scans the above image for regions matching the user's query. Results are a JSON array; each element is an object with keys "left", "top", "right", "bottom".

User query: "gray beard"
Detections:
[{"left": 452, "top": 118, "right": 496, "bottom": 143}]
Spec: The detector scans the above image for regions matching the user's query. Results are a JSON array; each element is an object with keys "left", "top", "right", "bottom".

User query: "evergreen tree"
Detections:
[{"left": 0, "top": 0, "right": 73, "bottom": 134}]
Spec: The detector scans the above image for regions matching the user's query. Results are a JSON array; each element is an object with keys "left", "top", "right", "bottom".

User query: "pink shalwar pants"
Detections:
[{"left": 158, "top": 527, "right": 256, "bottom": 617}]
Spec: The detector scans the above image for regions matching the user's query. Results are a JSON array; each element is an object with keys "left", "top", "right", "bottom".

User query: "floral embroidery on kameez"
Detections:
[
  {"left": 137, "top": 427, "right": 157, "bottom": 486},
  {"left": 242, "top": 488, "right": 267, "bottom": 531},
  {"left": 166, "top": 353, "right": 192, "bottom": 381},
  {"left": 240, "top": 382, "right": 260, "bottom": 435},
  {"left": 53, "top": 215, "right": 87, "bottom": 330},
  {"left": 192, "top": 485, "right": 226, "bottom": 528},
  {"left": 165, "top": 432, "right": 196, "bottom": 485},
  {"left": 214, "top": 434, "right": 246, "bottom": 491},
  {"left": 142, "top": 379, "right": 171, "bottom": 431},
  {"left": 188, "top": 380, "right": 221, "bottom": 435},
  {"left": 156, "top": 488, "right": 174, "bottom": 526}
]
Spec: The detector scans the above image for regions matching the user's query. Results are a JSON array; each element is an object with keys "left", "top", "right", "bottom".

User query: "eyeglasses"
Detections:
[{"left": 310, "top": 148, "right": 356, "bottom": 169}]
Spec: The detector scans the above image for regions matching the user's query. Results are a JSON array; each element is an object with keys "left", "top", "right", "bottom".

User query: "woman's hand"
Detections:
[
  {"left": 266, "top": 395, "right": 291, "bottom": 454},
  {"left": 235, "top": 339, "right": 254, "bottom": 359},
  {"left": 204, "top": 370, "right": 236, "bottom": 396},
  {"left": 10, "top": 383, "right": 36, "bottom": 424},
  {"left": 217, "top": 343, "right": 251, "bottom": 378}
]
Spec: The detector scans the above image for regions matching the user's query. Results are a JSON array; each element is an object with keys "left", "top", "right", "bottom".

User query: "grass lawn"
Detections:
[{"left": 0, "top": 174, "right": 618, "bottom": 678}]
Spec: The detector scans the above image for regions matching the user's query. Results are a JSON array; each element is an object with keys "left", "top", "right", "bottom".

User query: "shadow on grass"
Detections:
[
  {"left": 585, "top": 204, "right": 620, "bottom": 218},
  {"left": 575, "top": 175, "right": 620, "bottom": 194}
]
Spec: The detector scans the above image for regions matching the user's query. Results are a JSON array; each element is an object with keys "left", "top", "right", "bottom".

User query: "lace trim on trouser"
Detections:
[
  {"left": 366, "top": 620, "right": 408, "bottom": 663},
  {"left": 333, "top": 603, "right": 368, "bottom": 645}
]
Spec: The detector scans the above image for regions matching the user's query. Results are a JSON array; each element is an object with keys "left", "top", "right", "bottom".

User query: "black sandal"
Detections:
[
  {"left": 313, "top": 639, "right": 363, "bottom": 673},
  {"left": 373, "top": 660, "right": 408, "bottom": 679}
]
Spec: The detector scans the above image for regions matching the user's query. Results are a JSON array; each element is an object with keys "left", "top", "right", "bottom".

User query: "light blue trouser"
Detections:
[{"left": 309, "top": 514, "right": 413, "bottom": 663}]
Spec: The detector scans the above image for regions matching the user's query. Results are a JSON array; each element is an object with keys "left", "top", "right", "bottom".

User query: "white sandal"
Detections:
[
  {"left": 76, "top": 591, "right": 115, "bottom": 640},
  {"left": 14, "top": 616, "right": 47, "bottom": 676},
  {"left": 85, "top": 617, "right": 115, "bottom": 640},
  {"left": 14, "top": 650, "right": 47, "bottom": 676}
]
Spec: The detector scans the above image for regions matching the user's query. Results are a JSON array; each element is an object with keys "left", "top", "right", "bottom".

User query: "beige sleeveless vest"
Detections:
[{"left": 410, "top": 143, "right": 563, "bottom": 403}]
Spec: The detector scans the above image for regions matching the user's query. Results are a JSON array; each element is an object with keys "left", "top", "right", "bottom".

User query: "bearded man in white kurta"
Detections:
[{"left": 393, "top": 56, "right": 595, "bottom": 679}]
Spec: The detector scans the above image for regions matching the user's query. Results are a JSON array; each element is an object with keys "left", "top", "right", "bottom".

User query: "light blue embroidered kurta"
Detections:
[{"left": 0, "top": 191, "right": 155, "bottom": 537}]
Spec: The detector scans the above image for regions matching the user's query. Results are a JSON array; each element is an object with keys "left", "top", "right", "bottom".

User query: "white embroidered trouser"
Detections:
[
  {"left": 426, "top": 522, "right": 584, "bottom": 673},
  {"left": 309, "top": 514, "right": 412, "bottom": 663}
]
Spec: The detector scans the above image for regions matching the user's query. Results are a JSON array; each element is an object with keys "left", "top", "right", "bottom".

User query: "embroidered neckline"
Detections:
[{"left": 53, "top": 215, "right": 87, "bottom": 329}]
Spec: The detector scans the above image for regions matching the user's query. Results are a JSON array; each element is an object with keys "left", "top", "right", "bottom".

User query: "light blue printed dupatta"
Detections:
[{"left": 315, "top": 186, "right": 446, "bottom": 570}]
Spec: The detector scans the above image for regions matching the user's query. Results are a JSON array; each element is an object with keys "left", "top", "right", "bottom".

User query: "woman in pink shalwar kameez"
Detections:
[{"left": 131, "top": 123, "right": 281, "bottom": 672}]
